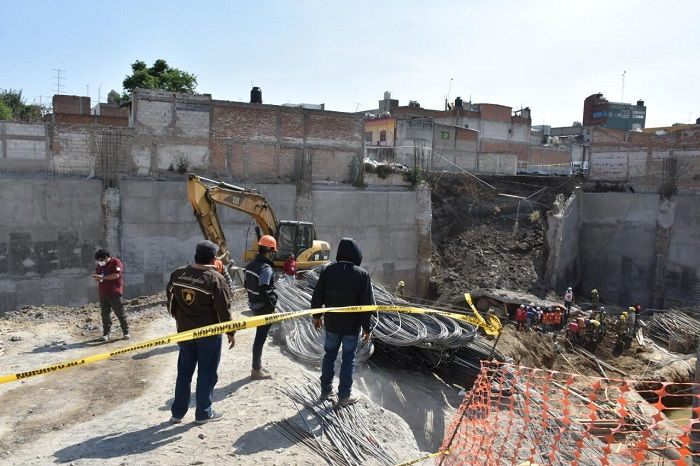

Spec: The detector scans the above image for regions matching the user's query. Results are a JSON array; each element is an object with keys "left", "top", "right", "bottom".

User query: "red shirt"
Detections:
[
  {"left": 95, "top": 258, "right": 124, "bottom": 298},
  {"left": 283, "top": 259, "right": 297, "bottom": 276}
]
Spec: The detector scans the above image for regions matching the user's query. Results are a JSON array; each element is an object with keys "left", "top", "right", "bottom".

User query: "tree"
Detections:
[
  {"left": 119, "top": 59, "right": 197, "bottom": 101},
  {"left": 0, "top": 89, "right": 44, "bottom": 122},
  {"left": 0, "top": 100, "right": 11, "bottom": 120}
]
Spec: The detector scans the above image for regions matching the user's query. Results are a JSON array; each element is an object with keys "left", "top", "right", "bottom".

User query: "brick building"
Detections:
[
  {"left": 583, "top": 93, "right": 646, "bottom": 131},
  {"left": 46, "top": 95, "right": 129, "bottom": 126},
  {"left": 5, "top": 88, "right": 365, "bottom": 183}
]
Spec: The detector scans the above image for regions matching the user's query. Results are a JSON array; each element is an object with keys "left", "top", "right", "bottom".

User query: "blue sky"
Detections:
[{"left": 2, "top": 0, "right": 698, "bottom": 127}]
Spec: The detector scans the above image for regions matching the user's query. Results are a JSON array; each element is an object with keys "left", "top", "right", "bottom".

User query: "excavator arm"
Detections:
[{"left": 187, "top": 174, "right": 278, "bottom": 265}]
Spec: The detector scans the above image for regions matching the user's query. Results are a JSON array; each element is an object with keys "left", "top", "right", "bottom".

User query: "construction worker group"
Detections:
[{"left": 512, "top": 287, "right": 642, "bottom": 353}]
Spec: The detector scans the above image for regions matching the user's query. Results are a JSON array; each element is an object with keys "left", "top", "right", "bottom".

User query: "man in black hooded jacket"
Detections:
[{"left": 311, "top": 238, "right": 374, "bottom": 406}]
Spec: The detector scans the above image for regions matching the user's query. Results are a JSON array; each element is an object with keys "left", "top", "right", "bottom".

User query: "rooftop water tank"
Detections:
[{"left": 250, "top": 87, "right": 262, "bottom": 104}]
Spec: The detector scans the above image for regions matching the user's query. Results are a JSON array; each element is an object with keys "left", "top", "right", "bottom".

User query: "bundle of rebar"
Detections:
[
  {"left": 272, "top": 378, "right": 398, "bottom": 466},
  {"left": 275, "top": 272, "right": 478, "bottom": 366},
  {"left": 647, "top": 308, "right": 700, "bottom": 353}
]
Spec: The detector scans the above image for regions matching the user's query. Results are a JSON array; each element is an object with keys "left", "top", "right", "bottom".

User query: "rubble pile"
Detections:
[{"left": 429, "top": 175, "right": 552, "bottom": 305}]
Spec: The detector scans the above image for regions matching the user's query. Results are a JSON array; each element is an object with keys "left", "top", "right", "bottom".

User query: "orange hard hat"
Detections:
[{"left": 258, "top": 235, "right": 277, "bottom": 251}]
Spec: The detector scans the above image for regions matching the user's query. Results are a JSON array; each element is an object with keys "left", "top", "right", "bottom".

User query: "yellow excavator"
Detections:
[{"left": 187, "top": 174, "right": 331, "bottom": 270}]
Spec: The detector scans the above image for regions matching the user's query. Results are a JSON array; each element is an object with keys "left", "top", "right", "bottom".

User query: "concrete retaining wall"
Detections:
[
  {"left": 0, "top": 179, "right": 104, "bottom": 310},
  {"left": 547, "top": 191, "right": 700, "bottom": 308},
  {"left": 0, "top": 178, "right": 427, "bottom": 313}
]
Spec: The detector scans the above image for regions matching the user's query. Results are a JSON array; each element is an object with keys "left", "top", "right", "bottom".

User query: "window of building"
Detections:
[
  {"left": 365, "top": 131, "right": 372, "bottom": 143},
  {"left": 592, "top": 111, "right": 607, "bottom": 118},
  {"left": 440, "top": 131, "right": 450, "bottom": 140},
  {"left": 379, "top": 130, "right": 387, "bottom": 142}
]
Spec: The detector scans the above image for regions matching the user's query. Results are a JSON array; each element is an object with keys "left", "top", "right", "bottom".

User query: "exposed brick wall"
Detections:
[
  {"left": 307, "top": 113, "right": 362, "bottom": 145},
  {"left": 52, "top": 95, "right": 91, "bottom": 115},
  {"left": 279, "top": 111, "right": 304, "bottom": 139},
  {"left": 210, "top": 99, "right": 362, "bottom": 181},
  {"left": 589, "top": 126, "right": 700, "bottom": 192},
  {"left": 212, "top": 103, "right": 278, "bottom": 140},
  {"left": 529, "top": 146, "right": 571, "bottom": 165},
  {"left": 481, "top": 140, "right": 529, "bottom": 161},
  {"left": 480, "top": 104, "right": 511, "bottom": 122},
  {"left": 456, "top": 127, "right": 478, "bottom": 141},
  {"left": 97, "top": 104, "right": 128, "bottom": 118}
]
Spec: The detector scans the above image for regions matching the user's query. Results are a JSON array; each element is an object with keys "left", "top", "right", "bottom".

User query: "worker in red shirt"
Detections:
[
  {"left": 283, "top": 254, "right": 297, "bottom": 282},
  {"left": 514, "top": 305, "right": 526, "bottom": 331},
  {"left": 92, "top": 249, "right": 129, "bottom": 341}
]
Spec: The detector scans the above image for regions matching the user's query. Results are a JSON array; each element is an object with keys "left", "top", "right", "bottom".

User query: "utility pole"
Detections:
[
  {"left": 445, "top": 78, "right": 454, "bottom": 110},
  {"left": 52, "top": 68, "right": 65, "bottom": 95},
  {"left": 621, "top": 70, "right": 626, "bottom": 102}
]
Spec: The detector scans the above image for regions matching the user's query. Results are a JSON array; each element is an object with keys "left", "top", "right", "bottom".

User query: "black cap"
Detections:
[{"left": 195, "top": 240, "right": 218, "bottom": 264}]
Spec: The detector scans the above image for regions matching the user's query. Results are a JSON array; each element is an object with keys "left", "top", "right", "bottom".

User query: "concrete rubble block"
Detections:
[
  {"left": 3, "top": 122, "right": 47, "bottom": 137},
  {"left": 6, "top": 140, "right": 47, "bottom": 160},
  {"left": 136, "top": 100, "right": 173, "bottom": 136},
  {"left": 175, "top": 109, "right": 210, "bottom": 138}
]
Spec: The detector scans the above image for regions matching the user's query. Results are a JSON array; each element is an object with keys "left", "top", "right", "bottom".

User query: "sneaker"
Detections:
[
  {"left": 319, "top": 390, "right": 336, "bottom": 402},
  {"left": 250, "top": 369, "right": 273, "bottom": 380},
  {"left": 99, "top": 333, "right": 111, "bottom": 342},
  {"left": 194, "top": 411, "right": 224, "bottom": 425},
  {"left": 123, "top": 333, "right": 131, "bottom": 340},
  {"left": 336, "top": 394, "right": 360, "bottom": 407},
  {"left": 169, "top": 416, "right": 183, "bottom": 424}
]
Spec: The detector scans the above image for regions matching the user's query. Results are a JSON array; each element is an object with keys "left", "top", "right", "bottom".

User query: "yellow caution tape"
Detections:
[
  {"left": 0, "top": 305, "right": 474, "bottom": 385},
  {"left": 395, "top": 450, "right": 448, "bottom": 465}
]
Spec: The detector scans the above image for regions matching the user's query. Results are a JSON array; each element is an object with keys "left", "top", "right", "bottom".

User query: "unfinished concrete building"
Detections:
[{"left": 364, "top": 92, "right": 573, "bottom": 175}]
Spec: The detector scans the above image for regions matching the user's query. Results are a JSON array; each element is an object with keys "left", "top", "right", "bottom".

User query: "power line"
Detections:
[{"left": 52, "top": 68, "right": 65, "bottom": 95}]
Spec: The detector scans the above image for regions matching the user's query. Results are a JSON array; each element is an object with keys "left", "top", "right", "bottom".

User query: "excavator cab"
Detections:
[
  {"left": 276, "top": 222, "right": 313, "bottom": 259},
  {"left": 244, "top": 221, "right": 330, "bottom": 267}
]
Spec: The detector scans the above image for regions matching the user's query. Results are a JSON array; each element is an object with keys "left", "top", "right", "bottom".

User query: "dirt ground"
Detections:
[
  {"left": 0, "top": 296, "right": 433, "bottom": 465},
  {"left": 495, "top": 323, "right": 696, "bottom": 382}
]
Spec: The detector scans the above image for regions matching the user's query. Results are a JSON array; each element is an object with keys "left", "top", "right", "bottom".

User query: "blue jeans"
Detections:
[
  {"left": 320, "top": 331, "right": 359, "bottom": 399},
  {"left": 171, "top": 335, "right": 222, "bottom": 421}
]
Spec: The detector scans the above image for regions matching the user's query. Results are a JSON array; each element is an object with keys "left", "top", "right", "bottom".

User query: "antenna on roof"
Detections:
[
  {"left": 52, "top": 68, "right": 65, "bottom": 95},
  {"left": 621, "top": 70, "right": 626, "bottom": 102}
]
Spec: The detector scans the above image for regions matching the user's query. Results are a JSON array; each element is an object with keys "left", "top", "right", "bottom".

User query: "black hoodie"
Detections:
[{"left": 311, "top": 238, "right": 375, "bottom": 335}]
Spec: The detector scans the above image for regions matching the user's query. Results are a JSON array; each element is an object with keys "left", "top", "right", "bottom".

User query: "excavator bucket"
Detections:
[{"left": 464, "top": 293, "right": 502, "bottom": 336}]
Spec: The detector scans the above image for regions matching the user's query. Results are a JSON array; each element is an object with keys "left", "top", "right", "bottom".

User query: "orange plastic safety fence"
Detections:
[{"left": 438, "top": 361, "right": 700, "bottom": 466}]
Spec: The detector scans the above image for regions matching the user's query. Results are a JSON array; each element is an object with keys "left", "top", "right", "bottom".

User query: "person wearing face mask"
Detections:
[{"left": 92, "top": 249, "right": 129, "bottom": 341}]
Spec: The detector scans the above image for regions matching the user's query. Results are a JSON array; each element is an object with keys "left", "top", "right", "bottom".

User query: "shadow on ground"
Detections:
[
  {"left": 231, "top": 416, "right": 297, "bottom": 455},
  {"left": 53, "top": 421, "right": 195, "bottom": 463},
  {"left": 158, "top": 377, "right": 252, "bottom": 411}
]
